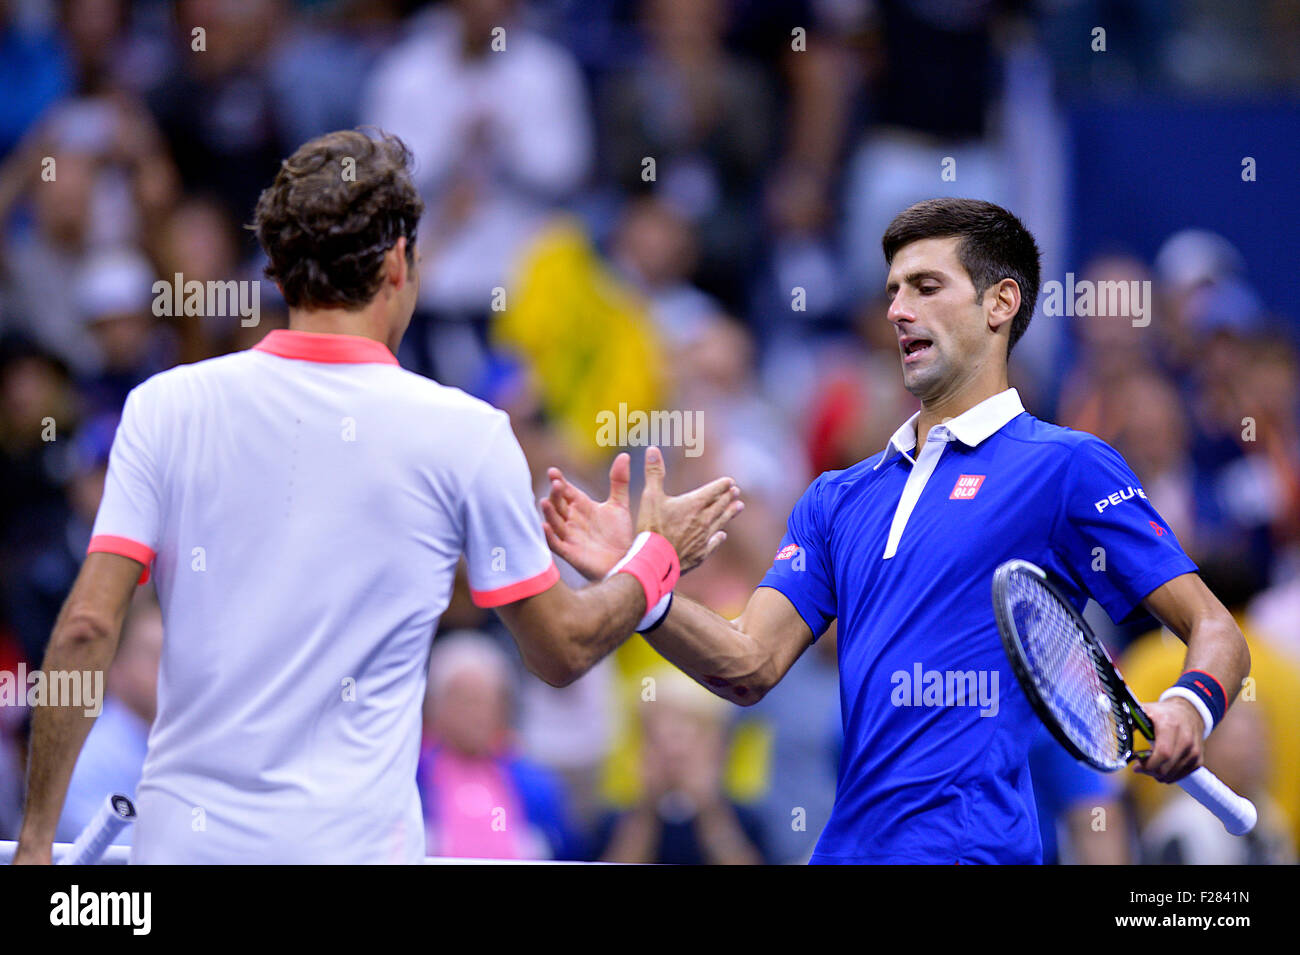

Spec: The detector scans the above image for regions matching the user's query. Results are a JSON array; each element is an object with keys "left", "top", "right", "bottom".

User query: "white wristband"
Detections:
[
  {"left": 636, "top": 592, "right": 673, "bottom": 633},
  {"left": 1159, "top": 686, "right": 1214, "bottom": 740}
]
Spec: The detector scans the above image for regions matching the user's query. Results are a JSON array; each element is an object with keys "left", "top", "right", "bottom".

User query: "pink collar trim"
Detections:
[{"left": 253, "top": 329, "right": 399, "bottom": 366}]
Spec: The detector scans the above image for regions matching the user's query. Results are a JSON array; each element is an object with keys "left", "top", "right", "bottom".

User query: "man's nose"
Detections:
[{"left": 887, "top": 291, "right": 913, "bottom": 325}]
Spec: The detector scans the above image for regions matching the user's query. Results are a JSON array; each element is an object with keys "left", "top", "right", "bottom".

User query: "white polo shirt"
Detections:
[{"left": 88, "top": 329, "right": 559, "bottom": 864}]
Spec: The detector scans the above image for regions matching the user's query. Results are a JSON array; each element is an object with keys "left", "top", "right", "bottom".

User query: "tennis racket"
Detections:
[
  {"left": 993, "top": 558, "right": 1257, "bottom": 836},
  {"left": 57, "top": 793, "right": 137, "bottom": 865}
]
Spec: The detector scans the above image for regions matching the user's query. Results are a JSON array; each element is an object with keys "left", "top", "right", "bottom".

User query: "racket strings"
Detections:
[{"left": 1007, "top": 573, "right": 1128, "bottom": 769}]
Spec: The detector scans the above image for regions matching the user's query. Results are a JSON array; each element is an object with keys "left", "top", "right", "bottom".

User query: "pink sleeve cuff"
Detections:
[
  {"left": 87, "top": 534, "right": 155, "bottom": 585},
  {"left": 470, "top": 561, "right": 560, "bottom": 608}
]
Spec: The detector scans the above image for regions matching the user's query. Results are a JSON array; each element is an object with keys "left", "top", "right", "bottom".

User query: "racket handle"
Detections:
[
  {"left": 57, "top": 793, "right": 137, "bottom": 865},
  {"left": 1177, "top": 767, "right": 1257, "bottom": 836}
]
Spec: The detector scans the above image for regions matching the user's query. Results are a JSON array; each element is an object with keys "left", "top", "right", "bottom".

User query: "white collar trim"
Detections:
[{"left": 873, "top": 388, "right": 1025, "bottom": 470}]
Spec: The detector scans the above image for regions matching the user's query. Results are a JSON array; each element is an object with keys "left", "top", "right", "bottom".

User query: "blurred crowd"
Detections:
[{"left": 1, "top": 0, "right": 1299, "bottom": 863}]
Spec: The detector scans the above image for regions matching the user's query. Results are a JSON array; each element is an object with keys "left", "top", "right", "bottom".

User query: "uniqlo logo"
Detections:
[{"left": 950, "top": 474, "right": 986, "bottom": 500}]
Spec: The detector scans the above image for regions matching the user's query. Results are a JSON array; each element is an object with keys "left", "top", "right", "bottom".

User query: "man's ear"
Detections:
[
  {"left": 986, "top": 278, "right": 1021, "bottom": 334},
  {"left": 387, "top": 237, "right": 408, "bottom": 290}
]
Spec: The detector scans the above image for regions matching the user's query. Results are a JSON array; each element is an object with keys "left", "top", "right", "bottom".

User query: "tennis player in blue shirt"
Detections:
[{"left": 542, "top": 198, "right": 1251, "bottom": 864}]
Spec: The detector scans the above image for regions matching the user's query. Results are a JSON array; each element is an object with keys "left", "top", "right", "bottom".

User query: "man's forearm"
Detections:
[
  {"left": 1181, "top": 614, "right": 1251, "bottom": 716},
  {"left": 1142, "top": 575, "right": 1253, "bottom": 739},
  {"left": 506, "top": 573, "right": 652, "bottom": 688},
  {"left": 562, "top": 573, "right": 652, "bottom": 679},
  {"left": 641, "top": 596, "right": 773, "bottom": 706},
  {"left": 16, "top": 624, "right": 120, "bottom": 858},
  {"left": 12, "top": 555, "right": 146, "bottom": 862}
]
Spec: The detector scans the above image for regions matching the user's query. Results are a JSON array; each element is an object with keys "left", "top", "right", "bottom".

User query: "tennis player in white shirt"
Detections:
[{"left": 13, "top": 129, "right": 741, "bottom": 864}]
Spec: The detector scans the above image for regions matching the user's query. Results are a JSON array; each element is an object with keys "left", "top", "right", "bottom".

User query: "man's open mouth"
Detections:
[{"left": 902, "top": 339, "right": 933, "bottom": 358}]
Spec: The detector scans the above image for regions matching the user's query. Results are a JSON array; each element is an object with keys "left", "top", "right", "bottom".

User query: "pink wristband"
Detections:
[{"left": 609, "top": 531, "right": 680, "bottom": 614}]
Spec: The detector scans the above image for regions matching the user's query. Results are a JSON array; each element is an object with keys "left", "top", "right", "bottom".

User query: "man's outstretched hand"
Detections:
[
  {"left": 541, "top": 453, "right": 637, "bottom": 580},
  {"left": 634, "top": 447, "right": 743, "bottom": 574},
  {"left": 541, "top": 449, "right": 743, "bottom": 579}
]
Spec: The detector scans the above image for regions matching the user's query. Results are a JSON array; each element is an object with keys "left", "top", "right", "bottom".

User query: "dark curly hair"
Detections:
[
  {"left": 882, "top": 198, "right": 1041, "bottom": 355},
  {"left": 250, "top": 129, "right": 424, "bottom": 309}
]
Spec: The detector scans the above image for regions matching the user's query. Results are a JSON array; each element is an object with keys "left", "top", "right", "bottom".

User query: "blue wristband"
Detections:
[{"left": 1172, "top": 670, "right": 1227, "bottom": 731}]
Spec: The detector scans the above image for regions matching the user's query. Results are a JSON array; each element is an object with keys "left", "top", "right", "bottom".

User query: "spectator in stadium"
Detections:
[
  {"left": 73, "top": 248, "right": 173, "bottom": 416},
  {"left": 1238, "top": 332, "right": 1300, "bottom": 553},
  {"left": 591, "top": 666, "right": 769, "bottom": 865},
  {"left": 361, "top": 0, "right": 593, "bottom": 389},
  {"left": 1055, "top": 253, "right": 1162, "bottom": 448},
  {"left": 55, "top": 593, "right": 162, "bottom": 847},
  {"left": 1035, "top": 0, "right": 1175, "bottom": 94},
  {"left": 3, "top": 411, "right": 116, "bottom": 670},
  {"left": 609, "top": 195, "right": 726, "bottom": 359},
  {"left": 841, "top": 0, "right": 1013, "bottom": 300},
  {"left": 1027, "top": 724, "right": 1131, "bottom": 865},
  {"left": 1182, "top": 280, "right": 1284, "bottom": 583},
  {"left": 601, "top": 0, "right": 775, "bottom": 311},
  {"left": 0, "top": 105, "right": 165, "bottom": 369},
  {"left": 1105, "top": 372, "right": 1198, "bottom": 558},
  {"left": 1120, "top": 562, "right": 1300, "bottom": 858},
  {"left": 668, "top": 317, "right": 803, "bottom": 588},
  {"left": 512, "top": 643, "right": 618, "bottom": 832},
  {"left": 0, "top": 92, "right": 177, "bottom": 373},
  {"left": 722, "top": 0, "right": 858, "bottom": 189},
  {"left": 57, "top": 0, "right": 135, "bottom": 95},
  {"left": 748, "top": 628, "right": 839, "bottom": 865},
  {"left": 750, "top": 159, "right": 850, "bottom": 344},
  {"left": 418, "top": 630, "right": 578, "bottom": 861},
  {"left": 0, "top": 340, "right": 78, "bottom": 582},
  {"left": 724, "top": 0, "right": 860, "bottom": 338},
  {"left": 265, "top": 1, "right": 402, "bottom": 151},
  {"left": 1141, "top": 701, "right": 1295, "bottom": 864},
  {"left": 0, "top": 0, "right": 70, "bottom": 157},
  {"left": 144, "top": 0, "right": 289, "bottom": 231},
  {"left": 1151, "top": 229, "right": 1249, "bottom": 382},
  {"left": 1248, "top": 566, "right": 1300, "bottom": 667},
  {"left": 0, "top": 144, "right": 99, "bottom": 373},
  {"left": 153, "top": 195, "right": 251, "bottom": 363}
]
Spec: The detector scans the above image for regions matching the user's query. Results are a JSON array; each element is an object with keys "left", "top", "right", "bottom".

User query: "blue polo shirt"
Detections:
[{"left": 760, "top": 388, "right": 1197, "bottom": 864}]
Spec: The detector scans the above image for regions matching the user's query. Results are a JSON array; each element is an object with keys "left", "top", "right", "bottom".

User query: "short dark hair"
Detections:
[
  {"left": 881, "top": 198, "right": 1041, "bottom": 354},
  {"left": 250, "top": 129, "right": 424, "bottom": 310}
]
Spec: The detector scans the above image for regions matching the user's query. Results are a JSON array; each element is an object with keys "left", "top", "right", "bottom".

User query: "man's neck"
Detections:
[
  {"left": 287, "top": 306, "right": 389, "bottom": 346},
  {"left": 914, "top": 374, "right": 1010, "bottom": 445}
]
